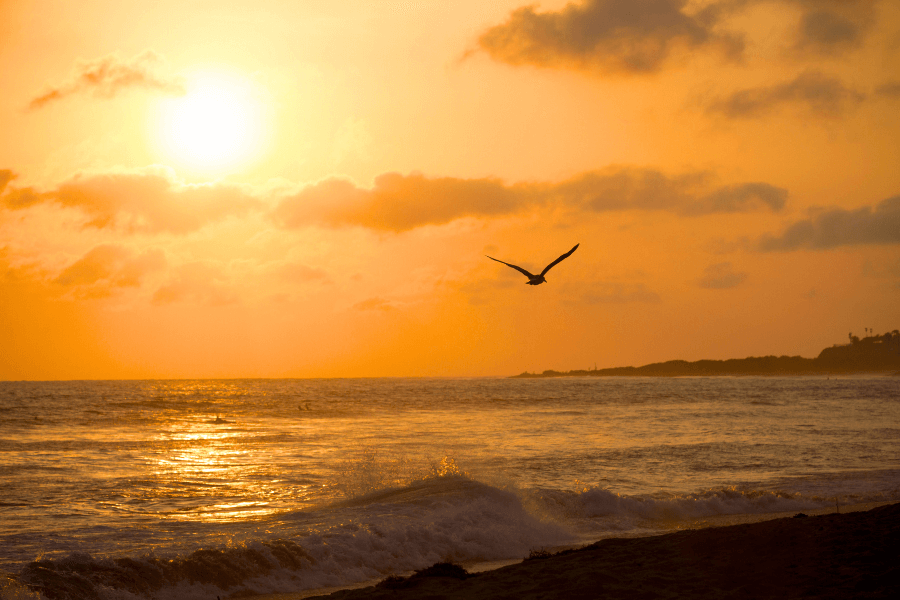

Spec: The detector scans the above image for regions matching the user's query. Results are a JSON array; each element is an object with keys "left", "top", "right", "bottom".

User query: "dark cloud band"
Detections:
[
  {"left": 706, "top": 71, "right": 866, "bottom": 118},
  {"left": 474, "top": 0, "right": 881, "bottom": 75},
  {"left": 1, "top": 166, "right": 790, "bottom": 234},
  {"left": 475, "top": 0, "right": 741, "bottom": 74},
  {"left": 758, "top": 196, "right": 900, "bottom": 250},
  {"left": 273, "top": 168, "right": 787, "bottom": 231}
]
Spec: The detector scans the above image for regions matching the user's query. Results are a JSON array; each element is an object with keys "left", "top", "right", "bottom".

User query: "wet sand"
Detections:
[{"left": 304, "top": 502, "right": 900, "bottom": 599}]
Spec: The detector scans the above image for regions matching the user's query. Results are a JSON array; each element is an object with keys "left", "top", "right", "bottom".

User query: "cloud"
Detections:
[
  {"left": 787, "top": 0, "right": 877, "bottom": 56},
  {"left": 474, "top": 0, "right": 742, "bottom": 74},
  {"left": 152, "top": 262, "right": 238, "bottom": 306},
  {"left": 757, "top": 195, "right": 900, "bottom": 251},
  {"left": 706, "top": 71, "right": 866, "bottom": 118},
  {"left": 698, "top": 261, "right": 747, "bottom": 289},
  {"left": 53, "top": 244, "right": 166, "bottom": 297},
  {"left": 475, "top": 1, "right": 882, "bottom": 76},
  {"left": 4, "top": 165, "right": 788, "bottom": 236},
  {"left": 688, "top": 182, "right": 788, "bottom": 214},
  {"left": 352, "top": 297, "right": 396, "bottom": 312},
  {"left": 797, "top": 10, "right": 860, "bottom": 51},
  {"left": 273, "top": 172, "right": 524, "bottom": 231},
  {"left": 876, "top": 81, "right": 900, "bottom": 98},
  {"left": 28, "top": 50, "right": 185, "bottom": 110},
  {"left": 2, "top": 166, "right": 260, "bottom": 233},
  {"left": 0, "top": 170, "right": 14, "bottom": 195},
  {"left": 273, "top": 168, "right": 786, "bottom": 232},
  {"left": 557, "top": 170, "right": 787, "bottom": 214},
  {"left": 1, "top": 185, "right": 42, "bottom": 209},
  {"left": 279, "top": 262, "right": 330, "bottom": 284},
  {"left": 54, "top": 245, "right": 129, "bottom": 287}
]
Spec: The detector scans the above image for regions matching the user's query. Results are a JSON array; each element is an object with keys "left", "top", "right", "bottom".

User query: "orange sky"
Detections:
[{"left": 1, "top": 0, "right": 899, "bottom": 379}]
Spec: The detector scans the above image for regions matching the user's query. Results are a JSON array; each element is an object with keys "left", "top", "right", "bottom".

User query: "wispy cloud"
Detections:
[
  {"left": 151, "top": 262, "right": 238, "bottom": 306},
  {"left": 28, "top": 50, "right": 185, "bottom": 110},
  {"left": 787, "top": 0, "right": 877, "bottom": 56},
  {"left": 698, "top": 262, "right": 747, "bottom": 289},
  {"left": 875, "top": 81, "right": 900, "bottom": 99},
  {"left": 278, "top": 262, "right": 330, "bottom": 284},
  {"left": 53, "top": 244, "right": 166, "bottom": 298},
  {"left": 693, "top": 182, "right": 788, "bottom": 214},
  {"left": 0, "top": 170, "right": 42, "bottom": 208},
  {"left": 706, "top": 71, "right": 866, "bottom": 118},
  {"left": 757, "top": 195, "right": 900, "bottom": 250},
  {"left": 473, "top": 0, "right": 741, "bottom": 75},
  {"left": 352, "top": 297, "right": 396, "bottom": 312},
  {"left": 557, "top": 171, "right": 787, "bottom": 215},
  {"left": 0, "top": 170, "right": 14, "bottom": 195}
]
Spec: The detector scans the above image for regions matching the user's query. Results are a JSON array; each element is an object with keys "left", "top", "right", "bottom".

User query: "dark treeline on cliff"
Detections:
[{"left": 515, "top": 330, "right": 900, "bottom": 378}]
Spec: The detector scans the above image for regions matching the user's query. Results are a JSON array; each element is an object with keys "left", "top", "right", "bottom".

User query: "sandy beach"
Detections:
[{"left": 305, "top": 502, "right": 900, "bottom": 600}]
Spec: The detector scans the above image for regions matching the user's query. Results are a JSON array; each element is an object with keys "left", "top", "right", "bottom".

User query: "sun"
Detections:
[{"left": 153, "top": 69, "right": 268, "bottom": 175}]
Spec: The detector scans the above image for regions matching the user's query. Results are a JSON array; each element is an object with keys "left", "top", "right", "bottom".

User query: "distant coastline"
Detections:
[{"left": 514, "top": 330, "right": 900, "bottom": 378}]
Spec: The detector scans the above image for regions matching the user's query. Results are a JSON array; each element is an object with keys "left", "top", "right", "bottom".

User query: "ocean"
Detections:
[{"left": 1, "top": 376, "right": 898, "bottom": 599}]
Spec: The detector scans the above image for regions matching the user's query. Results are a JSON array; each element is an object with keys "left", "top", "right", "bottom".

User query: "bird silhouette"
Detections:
[{"left": 486, "top": 243, "right": 579, "bottom": 285}]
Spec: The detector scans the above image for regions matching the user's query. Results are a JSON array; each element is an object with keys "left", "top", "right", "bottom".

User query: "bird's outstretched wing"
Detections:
[
  {"left": 486, "top": 255, "right": 536, "bottom": 279},
  {"left": 540, "top": 243, "right": 579, "bottom": 276}
]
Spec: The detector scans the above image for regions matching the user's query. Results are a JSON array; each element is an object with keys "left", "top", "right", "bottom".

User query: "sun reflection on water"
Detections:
[{"left": 147, "top": 417, "right": 284, "bottom": 523}]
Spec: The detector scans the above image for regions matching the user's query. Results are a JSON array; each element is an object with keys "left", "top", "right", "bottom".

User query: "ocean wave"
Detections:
[
  {"left": 7, "top": 475, "right": 570, "bottom": 600},
  {"left": 7, "top": 470, "right": 898, "bottom": 599},
  {"left": 523, "top": 485, "right": 860, "bottom": 529}
]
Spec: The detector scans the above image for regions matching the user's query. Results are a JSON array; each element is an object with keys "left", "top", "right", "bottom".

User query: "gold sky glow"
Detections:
[{"left": 1, "top": 0, "right": 899, "bottom": 379}]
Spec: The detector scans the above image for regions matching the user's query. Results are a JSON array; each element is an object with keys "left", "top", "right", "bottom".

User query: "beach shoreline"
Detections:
[{"left": 280, "top": 501, "right": 899, "bottom": 600}]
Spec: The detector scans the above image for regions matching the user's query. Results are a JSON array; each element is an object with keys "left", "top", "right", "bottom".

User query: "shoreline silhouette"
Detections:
[{"left": 515, "top": 330, "right": 900, "bottom": 378}]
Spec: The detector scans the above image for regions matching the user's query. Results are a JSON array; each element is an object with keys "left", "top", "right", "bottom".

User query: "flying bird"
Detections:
[{"left": 486, "top": 243, "right": 579, "bottom": 286}]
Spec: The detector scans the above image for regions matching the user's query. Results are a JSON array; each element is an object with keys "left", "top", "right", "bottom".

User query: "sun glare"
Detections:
[{"left": 153, "top": 69, "right": 268, "bottom": 175}]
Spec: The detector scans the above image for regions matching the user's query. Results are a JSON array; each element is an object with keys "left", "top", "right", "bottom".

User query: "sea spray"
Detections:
[
  {"left": 10, "top": 475, "right": 571, "bottom": 600},
  {"left": 0, "top": 578, "right": 43, "bottom": 600}
]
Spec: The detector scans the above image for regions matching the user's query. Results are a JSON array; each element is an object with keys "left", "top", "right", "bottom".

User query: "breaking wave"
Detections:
[
  {"left": 4, "top": 474, "right": 569, "bottom": 600},
  {"left": 6, "top": 470, "right": 881, "bottom": 600}
]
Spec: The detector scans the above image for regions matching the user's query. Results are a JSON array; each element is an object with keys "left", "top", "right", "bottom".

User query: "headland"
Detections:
[{"left": 515, "top": 330, "right": 900, "bottom": 378}]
